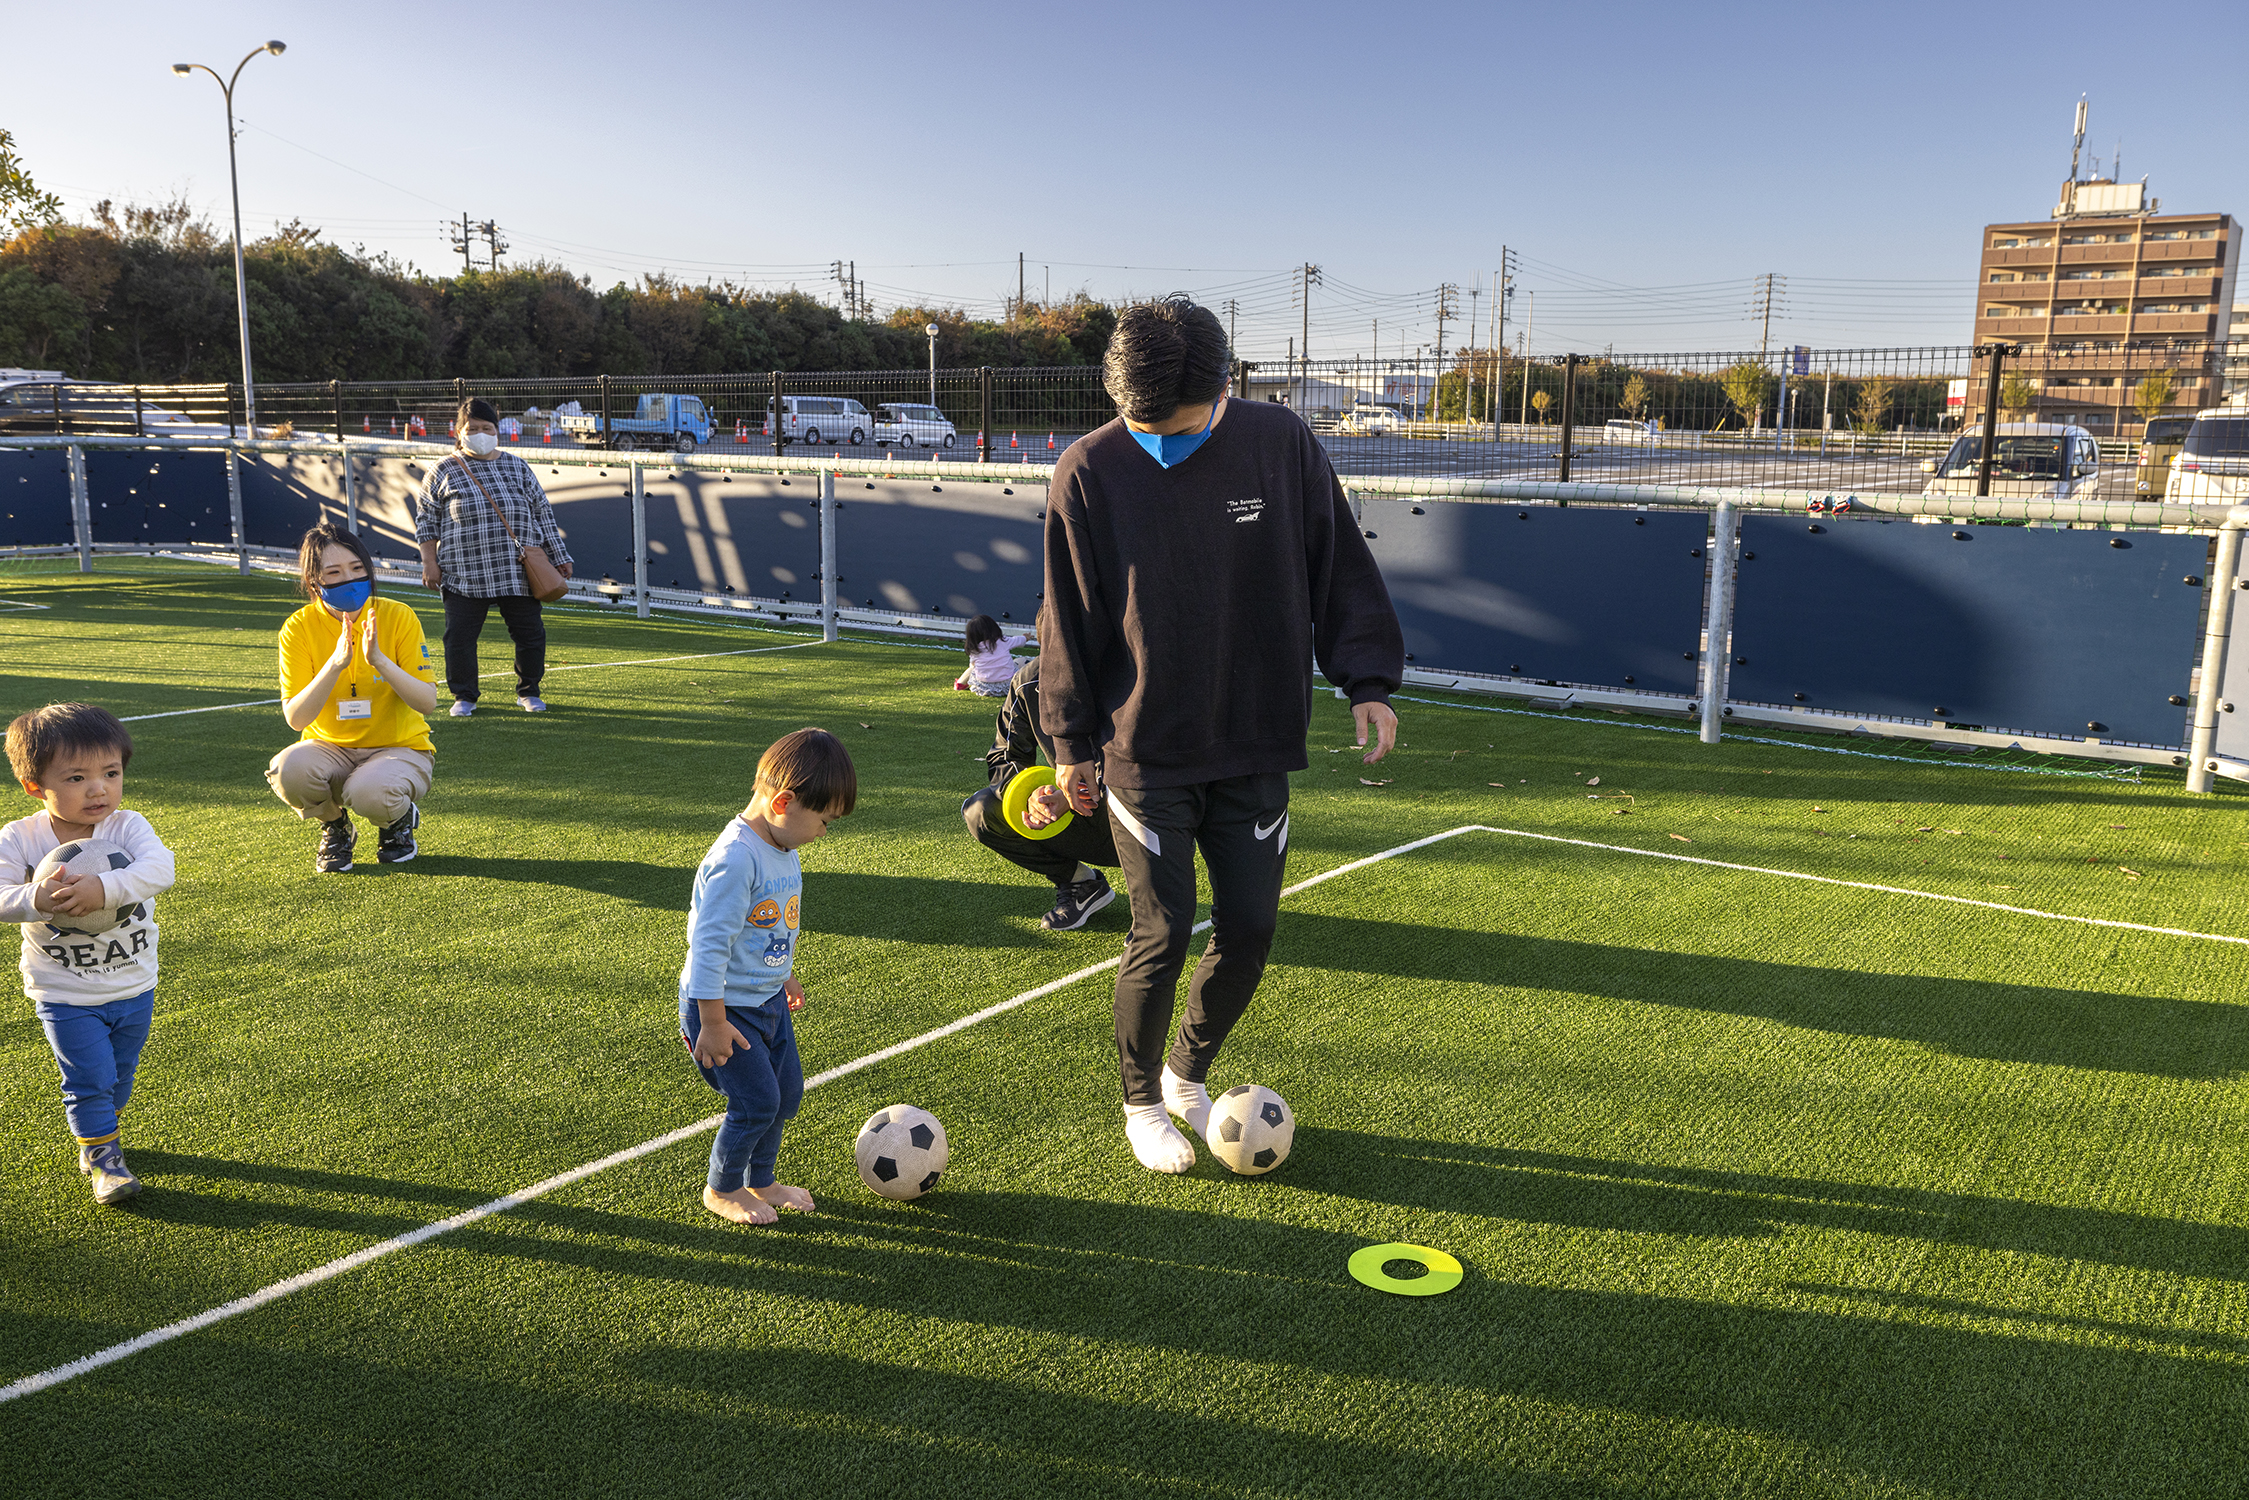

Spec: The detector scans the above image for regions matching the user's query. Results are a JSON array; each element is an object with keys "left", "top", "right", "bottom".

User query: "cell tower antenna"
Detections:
[{"left": 2069, "top": 95, "right": 2087, "bottom": 184}]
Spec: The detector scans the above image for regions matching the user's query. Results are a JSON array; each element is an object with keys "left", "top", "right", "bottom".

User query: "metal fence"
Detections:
[
  {"left": 2, "top": 337, "right": 2230, "bottom": 495},
  {"left": 8, "top": 429, "right": 2249, "bottom": 792}
]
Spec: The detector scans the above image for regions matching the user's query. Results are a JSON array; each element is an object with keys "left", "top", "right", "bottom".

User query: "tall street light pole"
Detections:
[
  {"left": 173, "top": 40, "right": 286, "bottom": 434},
  {"left": 926, "top": 323, "right": 939, "bottom": 407}
]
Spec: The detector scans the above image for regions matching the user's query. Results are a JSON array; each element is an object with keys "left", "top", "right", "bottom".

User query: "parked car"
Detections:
[
  {"left": 555, "top": 392, "right": 714, "bottom": 453},
  {"left": 764, "top": 395, "right": 871, "bottom": 447},
  {"left": 1601, "top": 418, "right": 1656, "bottom": 444},
  {"left": 2137, "top": 415, "right": 2195, "bottom": 497},
  {"left": 1920, "top": 422, "right": 2101, "bottom": 501},
  {"left": 1339, "top": 404, "right": 1406, "bottom": 435},
  {"left": 874, "top": 402, "right": 957, "bottom": 449},
  {"left": 2162, "top": 406, "right": 2249, "bottom": 506}
]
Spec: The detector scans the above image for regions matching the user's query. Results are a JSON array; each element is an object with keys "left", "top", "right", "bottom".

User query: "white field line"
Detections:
[
  {"left": 0, "top": 824, "right": 1495, "bottom": 1404},
  {"left": 115, "top": 640, "right": 825, "bottom": 724},
  {"left": 8, "top": 818, "right": 2237, "bottom": 1403}
]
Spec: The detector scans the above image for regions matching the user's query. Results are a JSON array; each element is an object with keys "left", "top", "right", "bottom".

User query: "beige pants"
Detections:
[{"left": 266, "top": 742, "right": 433, "bottom": 826}]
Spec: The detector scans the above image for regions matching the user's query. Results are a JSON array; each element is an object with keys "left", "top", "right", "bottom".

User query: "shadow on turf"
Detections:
[
  {"left": 393, "top": 1190, "right": 2248, "bottom": 1495},
  {"left": 1277, "top": 912, "right": 2249, "bottom": 1079},
  {"left": 1290, "top": 1132, "right": 2249, "bottom": 1287}
]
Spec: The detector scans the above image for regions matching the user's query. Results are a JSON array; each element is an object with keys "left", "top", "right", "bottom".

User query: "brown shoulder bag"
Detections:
[{"left": 450, "top": 456, "right": 568, "bottom": 603}]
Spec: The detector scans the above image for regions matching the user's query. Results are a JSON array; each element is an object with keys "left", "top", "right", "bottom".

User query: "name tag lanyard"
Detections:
[{"left": 338, "top": 616, "right": 373, "bottom": 720}]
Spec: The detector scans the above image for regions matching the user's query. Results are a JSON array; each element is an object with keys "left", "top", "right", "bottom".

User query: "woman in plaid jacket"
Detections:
[{"left": 414, "top": 398, "right": 574, "bottom": 716}]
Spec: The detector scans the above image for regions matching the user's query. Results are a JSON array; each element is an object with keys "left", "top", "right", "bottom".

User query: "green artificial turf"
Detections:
[{"left": 1, "top": 562, "right": 2246, "bottom": 1498}]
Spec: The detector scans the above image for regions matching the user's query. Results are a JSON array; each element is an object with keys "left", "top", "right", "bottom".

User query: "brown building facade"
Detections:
[{"left": 1972, "top": 201, "right": 2238, "bottom": 436}]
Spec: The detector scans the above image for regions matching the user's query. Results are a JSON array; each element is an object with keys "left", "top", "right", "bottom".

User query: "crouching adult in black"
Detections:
[{"left": 961, "top": 658, "right": 1120, "bottom": 931}]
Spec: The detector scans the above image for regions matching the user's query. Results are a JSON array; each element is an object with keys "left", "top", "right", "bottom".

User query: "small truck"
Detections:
[{"left": 557, "top": 393, "right": 715, "bottom": 452}]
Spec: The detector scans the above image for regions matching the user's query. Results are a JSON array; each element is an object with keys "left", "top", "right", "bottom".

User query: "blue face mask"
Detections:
[
  {"left": 1128, "top": 397, "right": 1222, "bottom": 469},
  {"left": 321, "top": 577, "right": 373, "bottom": 614}
]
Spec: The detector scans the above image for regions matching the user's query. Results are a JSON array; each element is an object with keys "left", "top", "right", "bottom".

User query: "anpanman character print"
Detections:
[
  {"left": 783, "top": 894, "right": 800, "bottom": 930},
  {"left": 749, "top": 898, "right": 782, "bottom": 929}
]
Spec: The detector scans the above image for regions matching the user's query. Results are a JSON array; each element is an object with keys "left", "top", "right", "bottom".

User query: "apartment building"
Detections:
[{"left": 1972, "top": 174, "right": 2238, "bottom": 435}]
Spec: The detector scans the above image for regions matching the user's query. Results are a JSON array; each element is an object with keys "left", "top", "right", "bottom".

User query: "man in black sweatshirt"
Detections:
[{"left": 1039, "top": 296, "right": 1404, "bottom": 1173}]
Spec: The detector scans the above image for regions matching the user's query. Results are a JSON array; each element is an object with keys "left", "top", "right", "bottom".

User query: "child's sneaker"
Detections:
[
  {"left": 377, "top": 803, "right": 419, "bottom": 864},
  {"left": 1042, "top": 871, "right": 1116, "bottom": 931},
  {"left": 84, "top": 1141, "right": 141, "bottom": 1205},
  {"left": 317, "top": 816, "right": 356, "bottom": 874}
]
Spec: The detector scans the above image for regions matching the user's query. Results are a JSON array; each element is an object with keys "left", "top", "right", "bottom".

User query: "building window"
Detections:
[{"left": 1988, "top": 272, "right": 2016, "bottom": 282}]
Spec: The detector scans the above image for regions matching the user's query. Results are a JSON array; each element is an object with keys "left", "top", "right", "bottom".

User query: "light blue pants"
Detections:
[{"left": 36, "top": 989, "right": 156, "bottom": 1144}]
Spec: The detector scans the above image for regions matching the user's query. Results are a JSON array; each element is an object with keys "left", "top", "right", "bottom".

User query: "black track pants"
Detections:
[
  {"left": 442, "top": 589, "right": 546, "bottom": 701},
  {"left": 961, "top": 786, "right": 1120, "bottom": 887},
  {"left": 1106, "top": 773, "right": 1290, "bottom": 1105}
]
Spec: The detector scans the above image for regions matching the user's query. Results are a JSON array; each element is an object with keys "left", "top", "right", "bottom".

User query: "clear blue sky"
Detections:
[{"left": 11, "top": 0, "right": 2246, "bottom": 359}]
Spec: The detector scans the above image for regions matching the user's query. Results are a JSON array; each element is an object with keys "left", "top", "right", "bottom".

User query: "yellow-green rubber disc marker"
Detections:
[
  {"left": 1000, "top": 766, "right": 1073, "bottom": 841},
  {"left": 1347, "top": 1243, "right": 1463, "bottom": 1297}
]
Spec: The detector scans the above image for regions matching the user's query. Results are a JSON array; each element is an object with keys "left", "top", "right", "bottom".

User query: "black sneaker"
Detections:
[
  {"left": 317, "top": 816, "right": 356, "bottom": 874},
  {"left": 1042, "top": 870, "right": 1116, "bottom": 931},
  {"left": 377, "top": 803, "right": 420, "bottom": 864}
]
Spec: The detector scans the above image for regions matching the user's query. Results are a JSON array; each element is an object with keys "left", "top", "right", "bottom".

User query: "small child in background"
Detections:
[
  {"left": 955, "top": 614, "right": 1031, "bottom": 697},
  {"left": 681, "top": 727, "right": 857, "bottom": 1226},
  {"left": 0, "top": 704, "right": 177, "bottom": 1205}
]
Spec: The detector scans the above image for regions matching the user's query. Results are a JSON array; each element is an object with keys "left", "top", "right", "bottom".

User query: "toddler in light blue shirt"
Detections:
[{"left": 679, "top": 727, "right": 856, "bottom": 1226}]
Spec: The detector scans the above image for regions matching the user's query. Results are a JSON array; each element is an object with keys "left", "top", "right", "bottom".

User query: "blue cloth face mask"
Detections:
[
  {"left": 1127, "top": 396, "right": 1222, "bottom": 469},
  {"left": 321, "top": 578, "right": 373, "bottom": 614}
]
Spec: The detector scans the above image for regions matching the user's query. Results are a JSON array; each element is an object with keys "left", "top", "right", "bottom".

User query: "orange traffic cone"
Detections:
[
  {"left": 1010, "top": 431, "right": 1019, "bottom": 448},
  {"left": 361, "top": 414, "right": 370, "bottom": 433},
  {"left": 542, "top": 423, "right": 551, "bottom": 443},
  {"left": 1046, "top": 432, "right": 1055, "bottom": 449}
]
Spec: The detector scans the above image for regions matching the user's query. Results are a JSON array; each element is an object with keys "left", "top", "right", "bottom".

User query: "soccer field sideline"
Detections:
[{"left": 10, "top": 809, "right": 2246, "bottom": 1408}]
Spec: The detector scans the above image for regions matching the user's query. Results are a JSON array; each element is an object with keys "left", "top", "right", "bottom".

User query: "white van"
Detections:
[
  {"left": 1920, "top": 422, "right": 2101, "bottom": 501},
  {"left": 874, "top": 402, "right": 958, "bottom": 449},
  {"left": 2161, "top": 407, "right": 2249, "bottom": 506},
  {"left": 1601, "top": 418, "right": 1656, "bottom": 444},
  {"left": 764, "top": 395, "right": 871, "bottom": 447}
]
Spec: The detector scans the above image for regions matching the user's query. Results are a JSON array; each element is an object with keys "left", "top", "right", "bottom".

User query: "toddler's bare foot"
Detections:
[
  {"left": 703, "top": 1184, "right": 778, "bottom": 1225},
  {"left": 753, "top": 1181, "right": 816, "bottom": 1214}
]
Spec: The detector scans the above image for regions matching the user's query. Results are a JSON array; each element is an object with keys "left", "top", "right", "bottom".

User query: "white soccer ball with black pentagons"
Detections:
[
  {"left": 854, "top": 1104, "right": 948, "bottom": 1200},
  {"left": 31, "top": 838, "right": 138, "bottom": 937},
  {"left": 1208, "top": 1084, "right": 1294, "bottom": 1176}
]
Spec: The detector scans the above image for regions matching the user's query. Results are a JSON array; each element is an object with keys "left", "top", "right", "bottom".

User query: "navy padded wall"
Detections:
[
  {"left": 1729, "top": 515, "right": 2208, "bottom": 746},
  {"left": 0, "top": 450, "right": 80, "bottom": 547},
  {"left": 1360, "top": 498, "right": 1710, "bottom": 692}
]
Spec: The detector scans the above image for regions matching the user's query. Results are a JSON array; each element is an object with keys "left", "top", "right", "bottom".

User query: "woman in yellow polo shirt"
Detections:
[{"left": 266, "top": 523, "right": 440, "bottom": 873}]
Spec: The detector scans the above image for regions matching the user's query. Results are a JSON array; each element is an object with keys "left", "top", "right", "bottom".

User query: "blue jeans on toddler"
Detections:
[
  {"left": 680, "top": 996, "right": 802, "bottom": 1192},
  {"left": 37, "top": 989, "right": 156, "bottom": 1144}
]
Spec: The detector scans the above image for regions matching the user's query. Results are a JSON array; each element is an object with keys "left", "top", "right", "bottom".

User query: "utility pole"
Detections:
[
  {"left": 1295, "top": 263, "right": 1322, "bottom": 417},
  {"left": 1466, "top": 281, "right": 1482, "bottom": 425},
  {"left": 1222, "top": 299, "right": 1239, "bottom": 354},
  {"left": 451, "top": 212, "right": 474, "bottom": 273},
  {"left": 1519, "top": 292, "right": 1533, "bottom": 428},
  {"left": 1433, "top": 282, "right": 1459, "bottom": 417},
  {"left": 1018, "top": 252, "right": 1025, "bottom": 321},
  {"left": 479, "top": 220, "right": 506, "bottom": 271},
  {"left": 1751, "top": 272, "right": 1786, "bottom": 358}
]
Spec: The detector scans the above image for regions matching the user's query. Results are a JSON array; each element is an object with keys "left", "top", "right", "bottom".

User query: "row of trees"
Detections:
[
  {"left": 0, "top": 196, "right": 1118, "bottom": 385},
  {"left": 1427, "top": 354, "right": 1953, "bottom": 433}
]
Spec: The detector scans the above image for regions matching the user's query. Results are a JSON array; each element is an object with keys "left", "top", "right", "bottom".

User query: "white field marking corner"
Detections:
[
  {"left": 115, "top": 639, "right": 825, "bottom": 723},
  {"left": 5, "top": 819, "right": 2240, "bottom": 1404}
]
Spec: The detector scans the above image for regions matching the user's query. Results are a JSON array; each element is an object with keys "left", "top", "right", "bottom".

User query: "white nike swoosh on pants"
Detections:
[
  {"left": 1107, "top": 795, "right": 1160, "bottom": 856},
  {"left": 1256, "top": 813, "right": 1289, "bottom": 854}
]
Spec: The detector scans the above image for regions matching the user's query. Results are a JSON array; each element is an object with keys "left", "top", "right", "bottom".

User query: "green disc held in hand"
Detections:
[
  {"left": 1001, "top": 766, "right": 1074, "bottom": 841},
  {"left": 1347, "top": 1243, "right": 1463, "bottom": 1297}
]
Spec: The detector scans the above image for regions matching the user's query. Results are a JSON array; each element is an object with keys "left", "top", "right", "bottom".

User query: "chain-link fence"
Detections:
[{"left": 4, "top": 339, "right": 2231, "bottom": 495}]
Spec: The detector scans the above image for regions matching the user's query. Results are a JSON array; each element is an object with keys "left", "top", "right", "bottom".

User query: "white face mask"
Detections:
[{"left": 462, "top": 431, "right": 499, "bottom": 457}]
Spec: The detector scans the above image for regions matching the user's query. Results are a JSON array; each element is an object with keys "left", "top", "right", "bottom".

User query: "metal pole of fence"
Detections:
[
  {"left": 1974, "top": 342, "right": 2012, "bottom": 499},
  {"left": 601, "top": 374, "right": 614, "bottom": 452},
  {"left": 133, "top": 388, "right": 145, "bottom": 439},
  {"left": 229, "top": 383, "right": 241, "bottom": 440},
  {"left": 769, "top": 372, "right": 784, "bottom": 460},
  {"left": 226, "top": 447, "right": 247, "bottom": 575},
  {"left": 1700, "top": 499, "right": 1737, "bottom": 744},
  {"left": 2187, "top": 523, "right": 2244, "bottom": 794},
  {"left": 66, "top": 445, "right": 90, "bottom": 573},
  {"left": 819, "top": 468, "right": 837, "bottom": 643},
  {"left": 342, "top": 440, "right": 359, "bottom": 533},
  {"left": 630, "top": 462, "right": 649, "bottom": 620},
  {"left": 979, "top": 367, "right": 993, "bottom": 464},
  {"left": 1557, "top": 354, "right": 1578, "bottom": 483}
]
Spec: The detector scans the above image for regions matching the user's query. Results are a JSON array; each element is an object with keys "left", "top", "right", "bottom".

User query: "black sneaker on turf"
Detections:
[
  {"left": 316, "top": 816, "right": 356, "bottom": 874},
  {"left": 377, "top": 803, "right": 420, "bottom": 864},
  {"left": 1042, "top": 870, "right": 1116, "bottom": 931}
]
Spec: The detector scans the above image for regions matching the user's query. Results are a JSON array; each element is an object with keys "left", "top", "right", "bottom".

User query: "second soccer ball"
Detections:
[{"left": 854, "top": 1104, "right": 949, "bottom": 1200}]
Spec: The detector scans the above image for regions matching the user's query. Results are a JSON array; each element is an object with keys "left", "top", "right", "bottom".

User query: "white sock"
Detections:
[
  {"left": 1072, "top": 862, "right": 1097, "bottom": 885},
  {"left": 1161, "top": 1068, "right": 1213, "bottom": 1140},
  {"left": 1123, "top": 1103, "right": 1195, "bottom": 1173}
]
